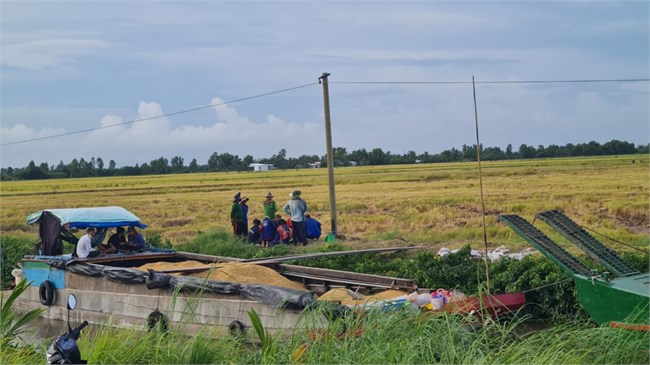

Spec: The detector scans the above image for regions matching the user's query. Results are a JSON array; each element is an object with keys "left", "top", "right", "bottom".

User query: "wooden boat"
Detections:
[
  {"left": 9, "top": 206, "right": 529, "bottom": 338},
  {"left": 10, "top": 206, "right": 420, "bottom": 337},
  {"left": 499, "top": 210, "right": 649, "bottom": 328}
]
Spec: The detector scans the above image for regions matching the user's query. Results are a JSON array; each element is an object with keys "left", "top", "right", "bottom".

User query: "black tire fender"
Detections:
[
  {"left": 228, "top": 320, "right": 245, "bottom": 337},
  {"left": 39, "top": 280, "right": 55, "bottom": 306},
  {"left": 147, "top": 309, "right": 168, "bottom": 332}
]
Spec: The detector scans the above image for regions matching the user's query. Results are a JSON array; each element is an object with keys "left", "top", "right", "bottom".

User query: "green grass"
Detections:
[{"left": 3, "top": 308, "right": 648, "bottom": 364}]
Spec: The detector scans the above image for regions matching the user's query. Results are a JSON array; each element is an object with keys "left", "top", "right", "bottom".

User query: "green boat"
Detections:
[{"left": 499, "top": 210, "right": 649, "bottom": 327}]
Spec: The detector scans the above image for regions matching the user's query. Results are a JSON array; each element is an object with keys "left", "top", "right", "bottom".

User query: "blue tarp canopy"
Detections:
[{"left": 26, "top": 206, "right": 147, "bottom": 229}]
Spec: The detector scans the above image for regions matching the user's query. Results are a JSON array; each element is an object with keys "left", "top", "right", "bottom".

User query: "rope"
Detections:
[
  {"left": 581, "top": 226, "right": 648, "bottom": 254},
  {"left": 522, "top": 278, "right": 573, "bottom": 293}
]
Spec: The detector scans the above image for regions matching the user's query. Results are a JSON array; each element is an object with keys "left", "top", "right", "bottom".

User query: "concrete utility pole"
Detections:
[{"left": 319, "top": 72, "right": 337, "bottom": 236}]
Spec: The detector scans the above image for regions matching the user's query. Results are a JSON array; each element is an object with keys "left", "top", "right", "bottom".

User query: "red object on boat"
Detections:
[
  {"left": 444, "top": 292, "right": 527, "bottom": 318},
  {"left": 609, "top": 322, "right": 650, "bottom": 332}
]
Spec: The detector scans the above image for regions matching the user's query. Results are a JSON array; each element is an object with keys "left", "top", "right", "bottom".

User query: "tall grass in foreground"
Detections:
[
  {"left": 288, "top": 307, "right": 649, "bottom": 365},
  {"left": 4, "top": 308, "right": 647, "bottom": 365}
]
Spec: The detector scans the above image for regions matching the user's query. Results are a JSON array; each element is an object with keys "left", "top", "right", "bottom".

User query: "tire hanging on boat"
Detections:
[
  {"left": 147, "top": 309, "right": 168, "bottom": 332},
  {"left": 228, "top": 320, "right": 245, "bottom": 337},
  {"left": 39, "top": 280, "right": 55, "bottom": 306}
]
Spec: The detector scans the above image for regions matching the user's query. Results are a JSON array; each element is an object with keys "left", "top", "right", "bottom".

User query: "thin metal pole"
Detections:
[
  {"left": 472, "top": 75, "right": 491, "bottom": 293},
  {"left": 319, "top": 73, "right": 337, "bottom": 235}
]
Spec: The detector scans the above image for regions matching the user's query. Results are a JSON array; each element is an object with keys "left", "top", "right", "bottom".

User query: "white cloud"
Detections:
[
  {"left": 2, "top": 39, "right": 112, "bottom": 70},
  {"left": 71, "top": 99, "right": 324, "bottom": 165},
  {"left": 1, "top": 123, "right": 65, "bottom": 143},
  {"left": 1, "top": 1, "right": 647, "bottom": 167}
]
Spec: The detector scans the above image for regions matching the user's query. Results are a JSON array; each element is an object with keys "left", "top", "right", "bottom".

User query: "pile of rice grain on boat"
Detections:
[
  {"left": 136, "top": 261, "right": 306, "bottom": 291},
  {"left": 317, "top": 288, "right": 407, "bottom": 305}
]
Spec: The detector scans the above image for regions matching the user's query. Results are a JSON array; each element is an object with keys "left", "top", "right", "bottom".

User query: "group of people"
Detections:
[
  {"left": 230, "top": 190, "right": 321, "bottom": 247},
  {"left": 75, "top": 226, "right": 146, "bottom": 258}
]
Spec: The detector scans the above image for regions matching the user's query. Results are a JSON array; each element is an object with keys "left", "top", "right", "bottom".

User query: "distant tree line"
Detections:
[{"left": 2, "top": 139, "right": 647, "bottom": 181}]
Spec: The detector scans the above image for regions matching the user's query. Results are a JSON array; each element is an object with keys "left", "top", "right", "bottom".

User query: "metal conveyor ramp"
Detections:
[
  {"left": 498, "top": 214, "right": 593, "bottom": 277},
  {"left": 536, "top": 210, "right": 639, "bottom": 277}
]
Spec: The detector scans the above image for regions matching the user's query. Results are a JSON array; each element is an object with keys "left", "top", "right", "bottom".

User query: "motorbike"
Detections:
[{"left": 46, "top": 293, "right": 88, "bottom": 364}]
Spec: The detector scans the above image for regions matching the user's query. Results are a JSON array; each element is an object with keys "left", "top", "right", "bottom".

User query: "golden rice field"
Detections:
[{"left": 1, "top": 155, "right": 648, "bottom": 252}]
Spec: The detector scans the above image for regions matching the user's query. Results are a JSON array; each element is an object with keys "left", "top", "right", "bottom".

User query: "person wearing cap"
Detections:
[
  {"left": 230, "top": 192, "right": 245, "bottom": 240},
  {"left": 283, "top": 190, "right": 308, "bottom": 246},
  {"left": 102, "top": 226, "right": 126, "bottom": 254},
  {"left": 263, "top": 192, "right": 277, "bottom": 220},
  {"left": 124, "top": 226, "right": 146, "bottom": 251},
  {"left": 76, "top": 227, "right": 101, "bottom": 258},
  {"left": 304, "top": 213, "right": 322, "bottom": 240}
]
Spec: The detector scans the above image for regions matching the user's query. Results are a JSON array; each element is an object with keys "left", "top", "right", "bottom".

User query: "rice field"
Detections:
[{"left": 1, "top": 155, "right": 648, "bottom": 251}]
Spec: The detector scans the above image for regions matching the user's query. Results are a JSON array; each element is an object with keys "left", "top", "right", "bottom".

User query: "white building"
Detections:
[{"left": 249, "top": 163, "right": 271, "bottom": 172}]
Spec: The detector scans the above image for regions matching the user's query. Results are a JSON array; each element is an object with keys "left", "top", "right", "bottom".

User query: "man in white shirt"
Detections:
[{"left": 76, "top": 227, "right": 100, "bottom": 258}]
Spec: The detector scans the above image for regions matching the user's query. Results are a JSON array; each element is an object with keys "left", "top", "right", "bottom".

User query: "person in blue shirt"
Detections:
[
  {"left": 124, "top": 226, "right": 145, "bottom": 251},
  {"left": 304, "top": 213, "right": 322, "bottom": 240},
  {"left": 260, "top": 217, "right": 277, "bottom": 248},
  {"left": 283, "top": 190, "right": 308, "bottom": 246}
]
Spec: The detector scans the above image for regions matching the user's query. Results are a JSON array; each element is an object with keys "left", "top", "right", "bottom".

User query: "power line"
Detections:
[
  {"left": 332, "top": 78, "right": 650, "bottom": 85},
  {"left": 1, "top": 82, "right": 319, "bottom": 147},
  {"left": 3, "top": 77, "right": 647, "bottom": 147}
]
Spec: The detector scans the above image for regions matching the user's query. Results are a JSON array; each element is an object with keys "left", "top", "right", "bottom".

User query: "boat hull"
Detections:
[
  {"left": 573, "top": 274, "right": 650, "bottom": 325},
  {"left": 445, "top": 292, "right": 527, "bottom": 318},
  {"left": 11, "top": 269, "right": 311, "bottom": 337}
]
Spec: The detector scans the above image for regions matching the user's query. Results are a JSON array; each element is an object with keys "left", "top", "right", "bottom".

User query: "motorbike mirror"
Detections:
[{"left": 67, "top": 294, "right": 77, "bottom": 310}]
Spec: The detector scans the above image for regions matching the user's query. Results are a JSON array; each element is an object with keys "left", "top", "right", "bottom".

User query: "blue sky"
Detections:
[{"left": 1, "top": 1, "right": 648, "bottom": 167}]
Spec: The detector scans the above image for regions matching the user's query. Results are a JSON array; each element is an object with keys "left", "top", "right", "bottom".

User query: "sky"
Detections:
[{"left": 1, "top": 1, "right": 649, "bottom": 168}]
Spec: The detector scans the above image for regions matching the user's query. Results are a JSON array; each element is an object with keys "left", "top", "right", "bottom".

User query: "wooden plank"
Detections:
[
  {"left": 280, "top": 270, "right": 395, "bottom": 289},
  {"left": 174, "top": 252, "right": 246, "bottom": 263},
  {"left": 83, "top": 252, "right": 177, "bottom": 264},
  {"left": 246, "top": 246, "right": 423, "bottom": 265},
  {"left": 278, "top": 264, "right": 416, "bottom": 288}
]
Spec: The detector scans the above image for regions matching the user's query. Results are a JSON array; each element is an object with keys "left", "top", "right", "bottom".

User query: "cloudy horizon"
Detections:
[{"left": 2, "top": 1, "right": 648, "bottom": 168}]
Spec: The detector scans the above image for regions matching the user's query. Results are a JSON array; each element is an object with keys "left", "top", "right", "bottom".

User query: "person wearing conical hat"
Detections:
[
  {"left": 283, "top": 190, "right": 308, "bottom": 246},
  {"left": 263, "top": 192, "right": 277, "bottom": 219}
]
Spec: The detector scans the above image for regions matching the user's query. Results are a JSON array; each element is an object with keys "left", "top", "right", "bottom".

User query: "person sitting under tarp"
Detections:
[
  {"left": 123, "top": 226, "right": 146, "bottom": 251},
  {"left": 76, "top": 227, "right": 101, "bottom": 258},
  {"left": 102, "top": 227, "right": 126, "bottom": 254}
]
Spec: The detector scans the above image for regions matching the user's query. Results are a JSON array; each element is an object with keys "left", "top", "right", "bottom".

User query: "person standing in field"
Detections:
[
  {"left": 240, "top": 197, "right": 250, "bottom": 236},
  {"left": 283, "top": 190, "right": 308, "bottom": 246},
  {"left": 263, "top": 192, "right": 277, "bottom": 220},
  {"left": 230, "top": 192, "right": 245, "bottom": 240}
]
